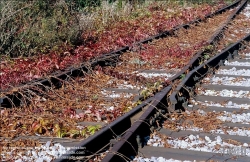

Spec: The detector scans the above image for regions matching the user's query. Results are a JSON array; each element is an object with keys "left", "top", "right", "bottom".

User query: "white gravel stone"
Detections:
[
  {"left": 243, "top": 143, "right": 249, "bottom": 147},
  {"left": 224, "top": 60, "right": 250, "bottom": 66},
  {"left": 217, "top": 111, "right": 250, "bottom": 124},
  {"left": 132, "top": 157, "right": 193, "bottom": 162},
  {"left": 178, "top": 125, "right": 250, "bottom": 137},
  {"left": 1, "top": 143, "right": 71, "bottom": 162},
  {"left": 148, "top": 134, "right": 250, "bottom": 156},
  {"left": 198, "top": 89, "right": 250, "bottom": 98},
  {"left": 215, "top": 136, "right": 222, "bottom": 144},
  {"left": 203, "top": 76, "right": 250, "bottom": 87},
  {"left": 191, "top": 100, "right": 250, "bottom": 109},
  {"left": 136, "top": 72, "right": 175, "bottom": 78},
  {"left": 101, "top": 90, "right": 134, "bottom": 98},
  {"left": 244, "top": 4, "right": 250, "bottom": 18},
  {"left": 216, "top": 67, "right": 250, "bottom": 76}
]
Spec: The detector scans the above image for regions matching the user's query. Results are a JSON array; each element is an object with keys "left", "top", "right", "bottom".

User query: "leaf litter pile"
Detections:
[
  {"left": 163, "top": 110, "right": 224, "bottom": 132},
  {"left": 105, "top": 8, "right": 235, "bottom": 75},
  {"left": 216, "top": 3, "right": 250, "bottom": 52}
]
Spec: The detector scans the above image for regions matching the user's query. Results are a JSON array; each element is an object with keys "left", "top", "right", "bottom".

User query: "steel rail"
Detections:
[
  {"left": 52, "top": 1, "right": 245, "bottom": 161},
  {"left": 170, "top": 33, "right": 250, "bottom": 114},
  {"left": 52, "top": 0, "right": 246, "bottom": 161},
  {"left": 101, "top": 1, "right": 248, "bottom": 161}
]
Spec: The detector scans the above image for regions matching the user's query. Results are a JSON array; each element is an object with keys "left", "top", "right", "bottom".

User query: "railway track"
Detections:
[
  {"left": 100, "top": 2, "right": 250, "bottom": 162},
  {"left": 0, "top": 1, "right": 249, "bottom": 162},
  {"left": 101, "top": 23, "right": 250, "bottom": 162},
  {"left": 127, "top": 34, "right": 250, "bottom": 162},
  {"left": 55, "top": 1, "right": 248, "bottom": 162}
]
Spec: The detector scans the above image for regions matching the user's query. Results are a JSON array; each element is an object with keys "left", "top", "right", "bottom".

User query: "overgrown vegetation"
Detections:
[
  {"left": 0, "top": 1, "right": 81, "bottom": 57},
  {"left": 0, "top": 0, "right": 234, "bottom": 58},
  {"left": 0, "top": 0, "right": 145, "bottom": 58}
]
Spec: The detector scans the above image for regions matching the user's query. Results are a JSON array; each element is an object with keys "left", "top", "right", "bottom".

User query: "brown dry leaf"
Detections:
[
  {"left": 232, "top": 127, "right": 239, "bottom": 132},
  {"left": 164, "top": 142, "right": 172, "bottom": 148},
  {"left": 199, "top": 137, "right": 204, "bottom": 142},
  {"left": 224, "top": 139, "right": 241, "bottom": 146},
  {"left": 214, "top": 144, "right": 221, "bottom": 150}
]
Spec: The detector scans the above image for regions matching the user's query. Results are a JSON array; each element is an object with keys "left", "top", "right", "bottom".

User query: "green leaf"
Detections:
[
  {"left": 87, "top": 125, "right": 101, "bottom": 135},
  {"left": 57, "top": 129, "right": 62, "bottom": 138},
  {"left": 180, "top": 74, "right": 185, "bottom": 80},
  {"left": 92, "top": 95, "right": 98, "bottom": 100},
  {"left": 81, "top": 129, "right": 87, "bottom": 136},
  {"left": 204, "top": 54, "right": 210, "bottom": 59}
]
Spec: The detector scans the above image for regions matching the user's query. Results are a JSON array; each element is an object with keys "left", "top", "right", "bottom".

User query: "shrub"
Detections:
[
  {"left": 0, "top": 0, "right": 232, "bottom": 58},
  {"left": 65, "top": 0, "right": 101, "bottom": 11},
  {"left": 0, "top": 0, "right": 142, "bottom": 58},
  {"left": 0, "top": 0, "right": 83, "bottom": 57}
]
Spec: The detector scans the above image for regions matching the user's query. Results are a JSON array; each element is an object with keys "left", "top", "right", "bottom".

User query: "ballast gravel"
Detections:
[
  {"left": 217, "top": 111, "right": 250, "bottom": 124},
  {"left": 116, "top": 83, "right": 144, "bottom": 89},
  {"left": 244, "top": 4, "right": 250, "bottom": 18},
  {"left": 186, "top": 109, "right": 250, "bottom": 124},
  {"left": 192, "top": 100, "right": 250, "bottom": 109},
  {"left": 136, "top": 72, "right": 175, "bottom": 79},
  {"left": 197, "top": 89, "right": 250, "bottom": 98},
  {"left": 1, "top": 141, "right": 71, "bottom": 162},
  {"left": 216, "top": 67, "right": 250, "bottom": 76},
  {"left": 147, "top": 134, "right": 250, "bottom": 156},
  {"left": 224, "top": 60, "right": 250, "bottom": 66},
  {"left": 177, "top": 126, "right": 250, "bottom": 137},
  {"left": 101, "top": 90, "right": 134, "bottom": 98},
  {"left": 132, "top": 157, "right": 193, "bottom": 162},
  {"left": 203, "top": 76, "right": 250, "bottom": 87}
]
